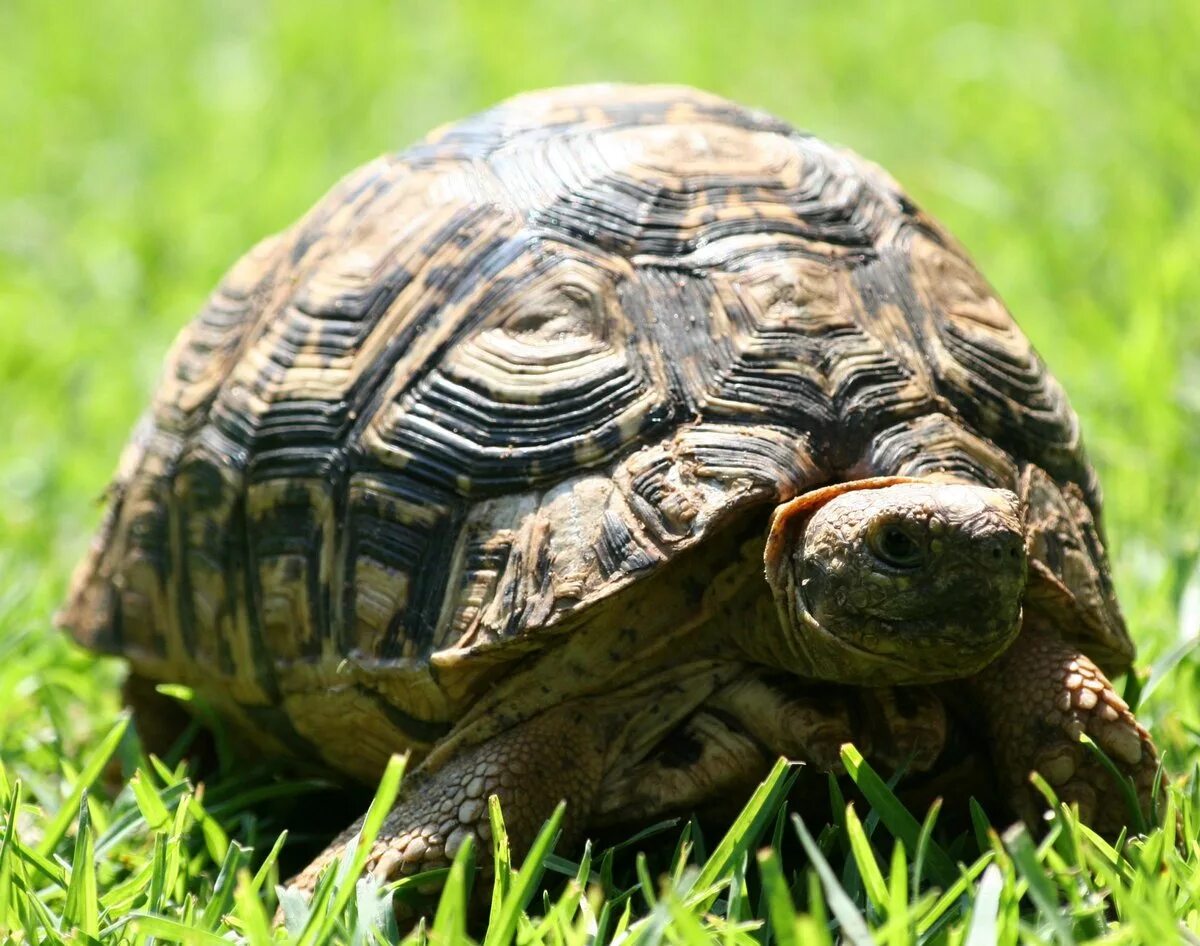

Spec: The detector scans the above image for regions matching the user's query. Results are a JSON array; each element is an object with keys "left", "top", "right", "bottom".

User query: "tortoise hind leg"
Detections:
[
  {"left": 284, "top": 660, "right": 744, "bottom": 902},
  {"left": 284, "top": 702, "right": 610, "bottom": 896},
  {"left": 122, "top": 672, "right": 215, "bottom": 769}
]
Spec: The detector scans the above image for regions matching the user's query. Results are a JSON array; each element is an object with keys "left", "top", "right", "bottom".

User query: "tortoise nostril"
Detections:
[{"left": 983, "top": 533, "right": 1023, "bottom": 564}]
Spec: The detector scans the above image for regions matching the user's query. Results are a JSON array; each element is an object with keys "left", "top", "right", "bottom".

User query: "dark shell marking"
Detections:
[{"left": 61, "top": 84, "right": 1094, "bottom": 775}]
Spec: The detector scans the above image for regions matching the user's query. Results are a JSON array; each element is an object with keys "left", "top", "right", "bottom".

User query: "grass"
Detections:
[{"left": 1, "top": 0, "right": 1198, "bottom": 941}]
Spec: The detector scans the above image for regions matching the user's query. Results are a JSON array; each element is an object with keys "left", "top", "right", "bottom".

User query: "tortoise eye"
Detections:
[{"left": 869, "top": 522, "right": 925, "bottom": 569}]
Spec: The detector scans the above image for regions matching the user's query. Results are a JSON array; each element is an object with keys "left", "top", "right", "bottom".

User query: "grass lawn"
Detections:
[{"left": 2, "top": 1, "right": 1199, "bottom": 941}]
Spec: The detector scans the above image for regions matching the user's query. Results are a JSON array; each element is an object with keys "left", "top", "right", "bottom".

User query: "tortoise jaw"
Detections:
[{"left": 767, "top": 600, "right": 1023, "bottom": 686}]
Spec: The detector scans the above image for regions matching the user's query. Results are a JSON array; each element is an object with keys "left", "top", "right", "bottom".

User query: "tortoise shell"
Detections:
[{"left": 60, "top": 84, "right": 1121, "bottom": 781}]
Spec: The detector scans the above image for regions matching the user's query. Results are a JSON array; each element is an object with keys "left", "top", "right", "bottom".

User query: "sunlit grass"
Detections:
[
  {"left": 3, "top": 739, "right": 1199, "bottom": 943},
  {"left": 1, "top": 0, "right": 1198, "bottom": 941}
]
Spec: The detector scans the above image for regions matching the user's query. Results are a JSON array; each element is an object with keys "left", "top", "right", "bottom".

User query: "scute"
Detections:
[
  {"left": 363, "top": 241, "right": 675, "bottom": 493},
  {"left": 59, "top": 84, "right": 1110, "bottom": 729}
]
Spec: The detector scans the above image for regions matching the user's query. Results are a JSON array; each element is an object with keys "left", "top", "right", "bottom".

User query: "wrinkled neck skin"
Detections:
[{"left": 683, "top": 543, "right": 856, "bottom": 680}]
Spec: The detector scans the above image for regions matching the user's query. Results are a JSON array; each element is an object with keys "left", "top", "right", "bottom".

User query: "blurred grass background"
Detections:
[{"left": 1, "top": 0, "right": 1198, "bottom": 856}]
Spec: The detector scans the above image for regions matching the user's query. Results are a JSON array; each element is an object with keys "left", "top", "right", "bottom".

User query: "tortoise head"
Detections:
[{"left": 763, "top": 477, "right": 1027, "bottom": 684}]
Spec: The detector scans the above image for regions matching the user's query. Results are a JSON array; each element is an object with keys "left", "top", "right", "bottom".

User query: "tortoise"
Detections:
[{"left": 60, "top": 84, "right": 1159, "bottom": 895}]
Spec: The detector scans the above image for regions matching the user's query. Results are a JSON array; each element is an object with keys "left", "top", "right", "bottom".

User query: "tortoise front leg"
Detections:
[
  {"left": 972, "top": 626, "right": 1160, "bottom": 835},
  {"left": 595, "top": 672, "right": 947, "bottom": 825},
  {"left": 285, "top": 703, "right": 609, "bottom": 896},
  {"left": 595, "top": 673, "right": 862, "bottom": 824},
  {"left": 593, "top": 710, "right": 770, "bottom": 824},
  {"left": 710, "top": 672, "right": 947, "bottom": 774}
]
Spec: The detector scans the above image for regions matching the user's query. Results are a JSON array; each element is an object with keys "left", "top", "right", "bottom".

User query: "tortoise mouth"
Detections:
[
  {"left": 786, "top": 592, "right": 1025, "bottom": 686},
  {"left": 842, "top": 622, "right": 1020, "bottom": 682}
]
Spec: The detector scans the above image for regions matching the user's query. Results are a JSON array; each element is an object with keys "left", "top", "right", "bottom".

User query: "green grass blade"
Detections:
[
  {"left": 128, "top": 770, "right": 172, "bottom": 833},
  {"left": 636, "top": 852, "right": 658, "bottom": 909},
  {"left": 914, "top": 853, "right": 996, "bottom": 937},
  {"left": 277, "top": 885, "right": 315, "bottom": 937},
  {"left": 1080, "top": 734, "right": 1149, "bottom": 835},
  {"left": 690, "top": 758, "right": 798, "bottom": 906},
  {"left": 482, "top": 800, "right": 564, "bottom": 946},
  {"left": 3, "top": 826, "right": 66, "bottom": 889},
  {"left": 0, "top": 777, "right": 20, "bottom": 932},
  {"left": 664, "top": 886, "right": 727, "bottom": 946},
  {"left": 843, "top": 804, "right": 888, "bottom": 915},
  {"left": 839, "top": 744, "right": 957, "bottom": 887},
  {"left": 232, "top": 869, "right": 275, "bottom": 946},
  {"left": 36, "top": 714, "right": 129, "bottom": 857},
  {"left": 98, "top": 858, "right": 154, "bottom": 916},
  {"left": 755, "top": 846, "right": 797, "bottom": 946},
  {"left": 63, "top": 790, "right": 99, "bottom": 937},
  {"left": 298, "top": 751, "right": 406, "bottom": 946},
  {"left": 161, "top": 788, "right": 195, "bottom": 907},
  {"left": 247, "top": 829, "right": 287, "bottom": 899},
  {"left": 885, "top": 839, "right": 907, "bottom": 935},
  {"left": 432, "top": 832, "right": 475, "bottom": 940},
  {"left": 798, "top": 871, "right": 833, "bottom": 946},
  {"left": 487, "top": 793, "right": 513, "bottom": 930},
  {"left": 95, "top": 779, "right": 190, "bottom": 860},
  {"left": 724, "top": 851, "right": 750, "bottom": 926},
  {"left": 964, "top": 863, "right": 1002, "bottom": 946},
  {"left": 1134, "top": 635, "right": 1200, "bottom": 708},
  {"left": 131, "top": 912, "right": 233, "bottom": 945},
  {"left": 968, "top": 799, "right": 995, "bottom": 857},
  {"left": 793, "top": 815, "right": 875, "bottom": 946},
  {"left": 912, "top": 796, "right": 942, "bottom": 894},
  {"left": 188, "top": 793, "right": 230, "bottom": 864},
  {"left": 147, "top": 830, "right": 169, "bottom": 916},
  {"left": 198, "top": 841, "right": 249, "bottom": 931},
  {"left": 353, "top": 874, "right": 394, "bottom": 945},
  {"left": 1003, "top": 824, "right": 1073, "bottom": 944}
]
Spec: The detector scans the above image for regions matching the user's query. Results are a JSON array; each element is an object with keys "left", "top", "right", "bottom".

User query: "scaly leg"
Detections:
[
  {"left": 594, "top": 710, "right": 769, "bottom": 823},
  {"left": 596, "top": 671, "right": 946, "bottom": 825},
  {"left": 286, "top": 702, "right": 609, "bottom": 894},
  {"left": 284, "top": 657, "right": 745, "bottom": 910},
  {"left": 710, "top": 673, "right": 946, "bottom": 773},
  {"left": 973, "top": 627, "right": 1159, "bottom": 835},
  {"left": 709, "top": 674, "right": 863, "bottom": 770},
  {"left": 121, "top": 672, "right": 217, "bottom": 768},
  {"left": 859, "top": 686, "right": 947, "bottom": 773}
]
